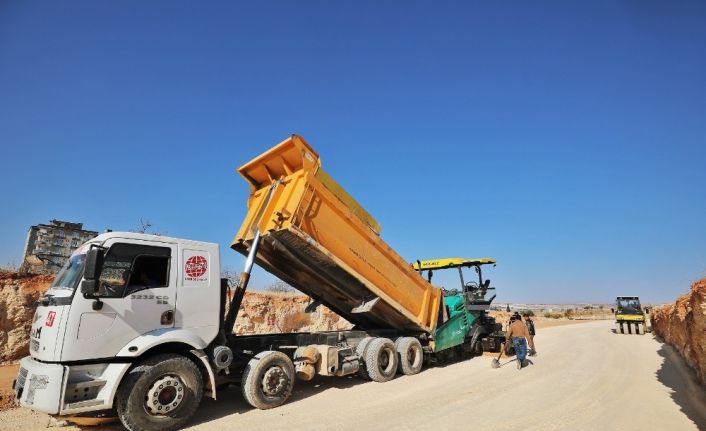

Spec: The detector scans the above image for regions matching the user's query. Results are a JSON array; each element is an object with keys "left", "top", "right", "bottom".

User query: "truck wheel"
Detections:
[
  {"left": 355, "top": 337, "right": 374, "bottom": 380},
  {"left": 242, "top": 351, "right": 294, "bottom": 409},
  {"left": 395, "top": 337, "right": 423, "bottom": 375},
  {"left": 365, "top": 338, "right": 398, "bottom": 383},
  {"left": 116, "top": 354, "right": 203, "bottom": 431}
]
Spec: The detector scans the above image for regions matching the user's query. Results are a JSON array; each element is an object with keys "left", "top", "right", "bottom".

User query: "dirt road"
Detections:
[{"left": 1, "top": 320, "right": 705, "bottom": 431}]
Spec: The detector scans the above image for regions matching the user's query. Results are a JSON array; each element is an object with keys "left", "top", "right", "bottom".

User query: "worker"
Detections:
[
  {"left": 523, "top": 313, "right": 537, "bottom": 356},
  {"left": 506, "top": 314, "right": 535, "bottom": 369}
]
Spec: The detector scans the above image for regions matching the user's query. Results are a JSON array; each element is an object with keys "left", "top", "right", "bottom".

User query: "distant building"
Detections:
[{"left": 21, "top": 219, "right": 98, "bottom": 273}]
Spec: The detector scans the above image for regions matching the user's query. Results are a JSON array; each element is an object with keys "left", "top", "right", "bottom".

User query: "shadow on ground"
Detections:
[
  {"left": 70, "top": 375, "right": 369, "bottom": 430},
  {"left": 654, "top": 339, "right": 706, "bottom": 431},
  {"left": 73, "top": 353, "right": 494, "bottom": 430},
  {"left": 187, "top": 352, "right": 497, "bottom": 427},
  {"left": 186, "top": 374, "right": 367, "bottom": 428}
]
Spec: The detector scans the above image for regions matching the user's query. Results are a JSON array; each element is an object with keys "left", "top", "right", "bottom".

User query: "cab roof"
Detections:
[
  {"left": 88, "top": 232, "right": 218, "bottom": 248},
  {"left": 412, "top": 258, "right": 497, "bottom": 271}
]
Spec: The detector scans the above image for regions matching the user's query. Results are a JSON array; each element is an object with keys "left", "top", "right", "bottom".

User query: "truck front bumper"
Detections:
[
  {"left": 15, "top": 357, "right": 66, "bottom": 414},
  {"left": 15, "top": 357, "right": 131, "bottom": 416}
]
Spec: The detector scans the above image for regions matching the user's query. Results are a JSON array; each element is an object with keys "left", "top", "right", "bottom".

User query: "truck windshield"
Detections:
[{"left": 51, "top": 253, "right": 87, "bottom": 291}]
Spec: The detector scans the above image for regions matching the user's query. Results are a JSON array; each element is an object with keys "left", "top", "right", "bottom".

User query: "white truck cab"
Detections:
[{"left": 15, "top": 232, "right": 221, "bottom": 426}]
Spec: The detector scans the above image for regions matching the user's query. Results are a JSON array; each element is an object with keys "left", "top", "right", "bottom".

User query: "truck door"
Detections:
[{"left": 59, "top": 238, "right": 178, "bottom": 361}]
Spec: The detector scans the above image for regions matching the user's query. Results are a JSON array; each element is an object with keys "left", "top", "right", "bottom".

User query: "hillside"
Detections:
[{"left": 651, "top": 277, "right": 706, "bottom": 385}]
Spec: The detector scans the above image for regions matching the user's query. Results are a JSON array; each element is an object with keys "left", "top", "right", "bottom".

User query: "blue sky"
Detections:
[{"left": 1, "top": 1, "right": 705, "bottom": 303}]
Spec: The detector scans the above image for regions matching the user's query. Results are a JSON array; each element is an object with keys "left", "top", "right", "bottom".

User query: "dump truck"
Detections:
[
  {"left": 613, "top": 296, "right": 650, "bottom": 334},
  {"left": 15, "top": 135, "right": 504, "bottom": 431}
]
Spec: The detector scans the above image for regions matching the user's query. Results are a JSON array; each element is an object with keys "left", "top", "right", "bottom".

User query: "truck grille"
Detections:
[
  {"left": 16, "top": 367, "right": 27, "bottom": 389},
  {"left": 30, "top": 339, "right": 39, "bottom": 353},
  {"left": 14, "top": 367, "right": 28, "bottom": 400},
  {"left": 26, "top": 374, "right": 50, "bottom": 405}
]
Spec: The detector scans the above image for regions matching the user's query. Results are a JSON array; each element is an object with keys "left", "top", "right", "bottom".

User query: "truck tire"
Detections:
[
  {"left": 242, "top": 351, "right": 295, "bottom": 410},
  {"left": 364, "top": 338, "right": 398, "bottom": 383},
  {"left": 116, "top": 354, "right": 203, "bottom": 431},
  {"left": 355, "top": 337, "right": 374, "bottom": 380},
  {"left": 395, "top": 337, "right": 423, "bottom": 376}
]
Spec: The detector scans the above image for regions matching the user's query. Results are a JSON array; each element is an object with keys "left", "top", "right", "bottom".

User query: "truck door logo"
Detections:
[
  {"left": 45, "top": 311, "right": 56, "bottom": 327},
  {"left": 185, "top": 255, "right": 208, "bottom": 280}
]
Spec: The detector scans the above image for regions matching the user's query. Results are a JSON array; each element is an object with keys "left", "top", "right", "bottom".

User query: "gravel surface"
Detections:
[{"left": 1, "top": 320, "right": 705, "bottom": 431}]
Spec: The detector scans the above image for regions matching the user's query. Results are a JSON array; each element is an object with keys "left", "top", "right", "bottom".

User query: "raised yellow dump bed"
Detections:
[{"left": 232, "top": 135, "right": 442, "bottom": 333}]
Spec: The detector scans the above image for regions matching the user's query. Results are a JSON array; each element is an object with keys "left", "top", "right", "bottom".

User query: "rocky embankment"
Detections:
[
  {"left": 651, "top": 277, "right": 706, "bottom": 385},
  {"left": 0, "top": 271, "right": 54, "bottom": 363},
  {"left": 0, "top": 270, "right": 349, "bottom": 363},
  {"left": 234, "top": 292, "right": 351, "bottom": 334}
]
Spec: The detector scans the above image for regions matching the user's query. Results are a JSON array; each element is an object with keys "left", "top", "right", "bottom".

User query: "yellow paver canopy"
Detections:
[{"left": 412, "top": 258, "right": 497, "bottom": 271}]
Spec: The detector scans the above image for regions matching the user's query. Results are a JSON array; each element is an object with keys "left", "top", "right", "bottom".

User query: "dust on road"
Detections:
[{"left": 1, "top": 321, "right": 704, "bottom": 431}]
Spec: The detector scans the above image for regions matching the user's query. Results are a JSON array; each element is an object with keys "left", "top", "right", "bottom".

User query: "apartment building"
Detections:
[{"left": 21, "top": 219, "right": 98, "bottom": 273}]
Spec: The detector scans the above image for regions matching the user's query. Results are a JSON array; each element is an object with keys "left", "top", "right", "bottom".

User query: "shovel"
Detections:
[{"left": 491, "top": 342, "right": 505, "bottom": 368}]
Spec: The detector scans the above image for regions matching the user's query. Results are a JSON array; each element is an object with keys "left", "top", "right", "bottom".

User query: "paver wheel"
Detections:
[
  {"left": 395, "top": 337, "right": 423, "bottom": 376},
  {"left": 242, "top": 351, "right": 295, "bottom": 409},
  {"left": 116, "top": 354, "right": 203, "bottom": 431}
]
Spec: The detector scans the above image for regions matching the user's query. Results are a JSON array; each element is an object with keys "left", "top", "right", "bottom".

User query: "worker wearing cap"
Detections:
[{"left": 506, "top": 313, "right": 535, "bottom": 369}]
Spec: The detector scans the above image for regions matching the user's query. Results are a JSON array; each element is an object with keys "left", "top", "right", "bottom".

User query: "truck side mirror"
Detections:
[
  {"left": 644, "top": 307, "right": 650, "bottom": 314},
  {"left": 84, "top": 248, "right": 104, "bottom": 280},
  {"left": 81, "top": 248, "right": 104, "bottom": 297},
  {"left": 610, "top": 308, "right": 615, "bottom": 314},
  {"left": 81, "top": 280, "right": 98, "bottom": 297}
]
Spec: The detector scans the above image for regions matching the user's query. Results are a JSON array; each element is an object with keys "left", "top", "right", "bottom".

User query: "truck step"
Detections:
[
  {"left": 67, "top": 380, "right": 107, "bottom": 390},
  {"left": 64, "top": 399, "right": 104, "bottom": 409}
]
